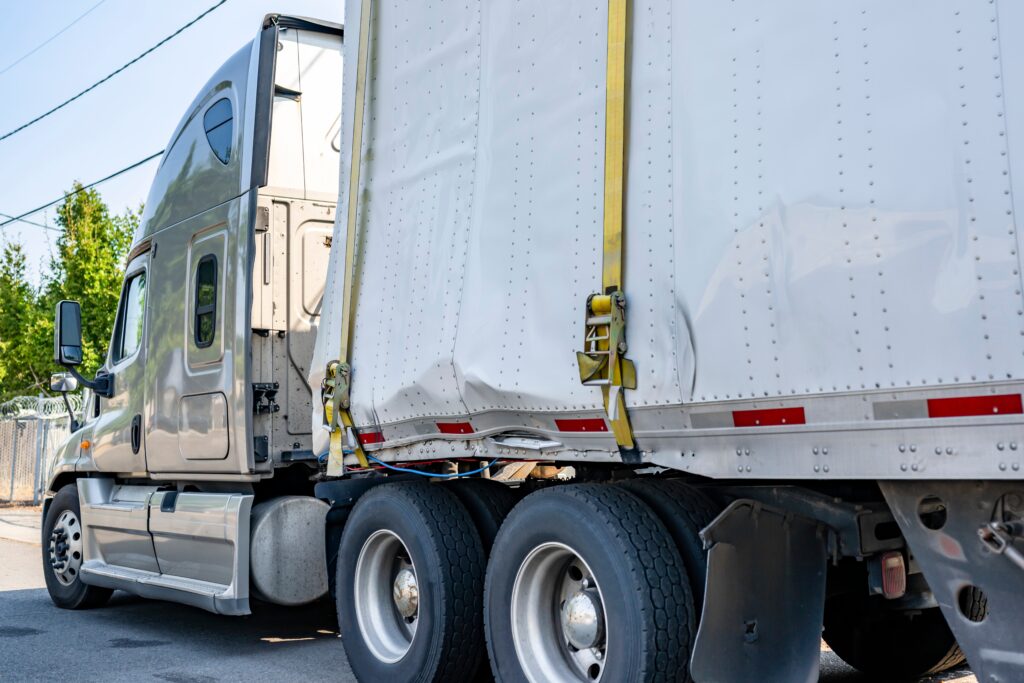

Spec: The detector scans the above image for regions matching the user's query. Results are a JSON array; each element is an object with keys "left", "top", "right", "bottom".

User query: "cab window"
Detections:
[
  {"left": 194, "top": 255, "right": 217, "bottom": 348},
  {"left": 112, "top": 271, "right": 146, "bottom": 364},
  {"left": 203, "top": 98, "right": 233, "bottom": 164}
]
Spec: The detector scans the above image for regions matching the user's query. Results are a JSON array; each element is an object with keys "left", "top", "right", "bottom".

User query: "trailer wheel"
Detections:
[
  {"left": 336, "top": 481, "right": 486, "bottom": 682},
  {"left": 485, "top": 484, "right": 694, "bottom": 682},
  {"left": 823, "top": 589, "right": 972, "bottom": 678},
  {"left": 618, "top": 478, "right": 716, "bottom": 616},
  {"left": 446, "top": 478, "right": 519, "bottom": 555},
  {"left": 41, "top": 484, "right": 112, "bottom": 610}
]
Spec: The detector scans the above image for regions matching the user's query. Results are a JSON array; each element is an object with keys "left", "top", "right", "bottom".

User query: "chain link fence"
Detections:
[{"left": 0, "top": 395, "right": 80, "bottom": 504}]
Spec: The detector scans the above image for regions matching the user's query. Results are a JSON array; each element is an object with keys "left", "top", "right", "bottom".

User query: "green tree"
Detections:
[
  {"left": 0, "top": 184, "right": 139, "bottom": 398},
  {"left": 51, "top": 184, "right": 138, "bottom": 376},
  {"left": 0, "top": 243, "right": 44, "bottom": 395}
]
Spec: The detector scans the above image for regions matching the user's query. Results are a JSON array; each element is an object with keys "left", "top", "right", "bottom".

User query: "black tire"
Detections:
[
  {"left": 446, "top": 478, "right": 519, "bottom": 555},
  {"left": 618, "top": 478, "right": 717, "bottom": 617},
  {"left": 485, "top": 484, "right": 695, "bottom": 683},
  {"left": 41, "top": 484, "right": 113, "bottom": 610},
  {"left": 822, "top": 586, "right": 976, "bottom": 679},
  {"left": 336, "top": 481, "right": 486, "bottom": 683}
]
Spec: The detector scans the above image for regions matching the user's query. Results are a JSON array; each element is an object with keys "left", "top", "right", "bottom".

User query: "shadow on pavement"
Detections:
[{"left": 0, "top": 582, "right": 975, "bottom": 683}]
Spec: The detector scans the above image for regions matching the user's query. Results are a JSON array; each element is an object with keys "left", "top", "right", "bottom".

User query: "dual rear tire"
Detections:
[{"left": 335, "top": 478, "right": 709, "bottom": 683}]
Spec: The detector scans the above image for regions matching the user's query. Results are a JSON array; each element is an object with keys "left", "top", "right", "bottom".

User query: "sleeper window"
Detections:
[
  {"left": 112, "top": 271, "right": 146, "bottom": 364},
  {"left": 194, "top": 255, "right": 218, "bottom": 348},
  {"left": 203, "top": 98, "right": 233, "bottom": 164}
]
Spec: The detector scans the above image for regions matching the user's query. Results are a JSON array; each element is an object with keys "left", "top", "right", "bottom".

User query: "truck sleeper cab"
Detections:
[
  {"left": 44, "top": 14, "right": 343, "bottom": 614},
  {"left": 42, "top": 6, "right": 1024, "bottom": 683}
]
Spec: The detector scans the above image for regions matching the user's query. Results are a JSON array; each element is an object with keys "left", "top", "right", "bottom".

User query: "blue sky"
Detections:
[{"left": 0, "top": 0, "right": 343, "bottom": 285}]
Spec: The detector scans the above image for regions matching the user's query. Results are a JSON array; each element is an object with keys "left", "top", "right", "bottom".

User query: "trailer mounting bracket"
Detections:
[{"left": 880, "top": 481, "right": 1024, "bottom": 681}]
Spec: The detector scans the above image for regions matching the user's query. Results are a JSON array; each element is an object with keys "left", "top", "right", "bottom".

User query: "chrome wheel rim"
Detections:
[
  {"left": 353, "top": 529, "right": 418, "bottom": 663},
  {"left": 48, "top": 510, "right": 83, "bottom": 587},
  {"left": 511, "top": 542, "right": 607, "bottom": 682}
]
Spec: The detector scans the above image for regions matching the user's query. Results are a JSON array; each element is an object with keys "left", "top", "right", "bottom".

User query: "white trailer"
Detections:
[{"left": 41, "top": 3, "right": 1024, "bottom": 682}]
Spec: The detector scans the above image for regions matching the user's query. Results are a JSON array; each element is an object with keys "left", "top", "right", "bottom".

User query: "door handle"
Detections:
[{"left": 131, "top": 414, "right": 142, "bottom": 454}]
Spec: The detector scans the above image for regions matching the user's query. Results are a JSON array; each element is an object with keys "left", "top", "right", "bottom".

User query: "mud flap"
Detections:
[
  {"left": 880, "top": 481, "right": 1024, "bottom": 681},
  {"left": 691, "top": 500, "right": 828, "bottom": 683}
]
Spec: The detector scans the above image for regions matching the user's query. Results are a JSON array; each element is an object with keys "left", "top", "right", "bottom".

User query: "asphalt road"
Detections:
[
  {"left": 0, "top": 509, "right": 974, "bottom": 683},
  {"left": 0, "top": 539, "right": 356, "bottom": 683}
]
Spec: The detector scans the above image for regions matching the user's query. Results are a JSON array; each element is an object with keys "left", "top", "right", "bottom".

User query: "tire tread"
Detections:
[
  {"left": 446, "top": 478, "right": 519, "bottom": 554},
  {"left": 618, "top": 478, "right": 717, "bottom": 615}
]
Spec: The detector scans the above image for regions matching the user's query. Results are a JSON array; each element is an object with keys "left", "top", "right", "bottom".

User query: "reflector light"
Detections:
[
  {"left": 357, "top": 430, "right": 385, "bottom": 445},
  {"left": 732, "top": 407, "right": 806, "bottom": 428},
  {"left": 880, "top": 551, "right": 906, "bottom": 599},
  {"left": 926, "top": 394, "right": 1023, "bottom": 418},
  {"left": 437, "top": 422, "right": 474, "bottom": 435},
  {"left": 555, "top": 418, "right": 609, "bottom": 433}
]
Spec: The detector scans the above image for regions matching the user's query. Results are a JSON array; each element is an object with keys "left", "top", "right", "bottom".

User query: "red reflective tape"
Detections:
[
  {"left": 732, "top": 407, "right": 806, "bottom": 428},
  {"left": 926, "top": 394, "right": 1023, "bottom": 418},
  {"left": 555, "top": 418, "right": 609, "bottom": 433},
  {"left": 357, "top": 430, "right": 384, "bottom": 445},
  {"left": 437, "top": 421, "right": 474, "bottom": 435}
]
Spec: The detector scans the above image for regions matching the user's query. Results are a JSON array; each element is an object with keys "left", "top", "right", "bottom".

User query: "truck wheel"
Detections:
[
  {"left": 447, "top": 478, "right": 519, "bottom": 555},
  {"left": 485, "top": 484, "right": 694, "bottom": 682},
  {"left": 823, "top": 590, "right": 971, "bottom": 678},
  {"left": 336, "top": 481, "right": 486, "bottom": 682},
  {"left": 617, "top": 478, "right": 716, "bottom": 616},
  {"left": 41, "top": 484, "right": 112, "bottom": 610}
]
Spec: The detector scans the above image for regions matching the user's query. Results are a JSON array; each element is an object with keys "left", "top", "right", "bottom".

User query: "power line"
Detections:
[
  {"left": 0, "top": 150, "right": 164, "bottom": 229},
  {"left": 0, "top": 0, "right": 109, "bottom": 78},
  {"left": 0, "top": 0, "right": 228, "bottom": 144},
  {"left": 0, "top": 213, "right": 59, "bottom": 232}
]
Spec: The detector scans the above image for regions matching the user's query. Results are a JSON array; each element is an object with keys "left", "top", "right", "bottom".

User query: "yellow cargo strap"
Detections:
[
  {"left": 322, "top": 0, "right": 373, "bottom": 473},
  {"left": 576, "top": 0, "right": 638, "bottom": 456}
]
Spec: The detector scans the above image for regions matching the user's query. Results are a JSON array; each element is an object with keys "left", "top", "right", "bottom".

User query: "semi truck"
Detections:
[{"left": 40, "top": 3, "right": 1024, "bottom": 682}]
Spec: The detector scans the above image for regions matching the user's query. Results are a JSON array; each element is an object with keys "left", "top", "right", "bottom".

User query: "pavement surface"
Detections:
[{"left": 0, "top": 506, "right": 975, "bottom": 683}]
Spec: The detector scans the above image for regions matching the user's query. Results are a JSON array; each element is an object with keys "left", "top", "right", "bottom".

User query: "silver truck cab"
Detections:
[{"left": 43, "top": 15, "right": 342, "bottom": 615}]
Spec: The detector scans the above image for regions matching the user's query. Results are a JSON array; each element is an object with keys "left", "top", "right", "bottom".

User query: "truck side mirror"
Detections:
[
  {"left": 52, "top": 299, "right": 112, "bottom": 400},
  {"left": 50, "top": 371, "right": 82, "bottom": 432},
  {"left": 54, "top": 300, "right": 83, "bottom": 366},
  {"left": 49, "top": 372, "right": 79, "bottom": 393}
]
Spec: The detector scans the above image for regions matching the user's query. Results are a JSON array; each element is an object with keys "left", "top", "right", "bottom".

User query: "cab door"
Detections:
[{"left": 89, "top": 252, "right": 150, "bottom": 475}]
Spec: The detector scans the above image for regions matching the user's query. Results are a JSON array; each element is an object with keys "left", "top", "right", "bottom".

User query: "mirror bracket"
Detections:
[
  {"left": 60, "top": 392, "right": 80, "bottom": 433},
  {"left": 65, "top": 365, "right": 113, "bottom": 399}
]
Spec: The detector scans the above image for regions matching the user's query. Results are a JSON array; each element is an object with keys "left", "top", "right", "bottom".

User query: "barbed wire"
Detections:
[{"left": 0, "top": 395, "right": 82, "bottom": 419}]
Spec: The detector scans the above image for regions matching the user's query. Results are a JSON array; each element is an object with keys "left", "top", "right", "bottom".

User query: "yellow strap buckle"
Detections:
[
  {"left": 577, "top": 291, "right": 637, "bottom": 451},
  {"left": 321, "top": 360, "right": 368, "bottom": 469}
]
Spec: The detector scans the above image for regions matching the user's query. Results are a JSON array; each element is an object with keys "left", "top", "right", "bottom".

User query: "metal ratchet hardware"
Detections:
[
  {"left": 978, "top": 521, "right": 1024, "bottom": 572},
  {"left": 577, "top": 291, "right": 637, "bottom": 452}
]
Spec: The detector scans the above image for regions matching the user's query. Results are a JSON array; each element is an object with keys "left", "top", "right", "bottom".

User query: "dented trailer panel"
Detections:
[{"left": 311, "top": 0, "right": 1024, "bottom": 479}]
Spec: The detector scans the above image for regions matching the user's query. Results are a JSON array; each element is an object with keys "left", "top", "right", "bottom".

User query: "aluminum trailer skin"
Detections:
[{"left": 40, "top": 4, "right": 1024, "bottom": 683}]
